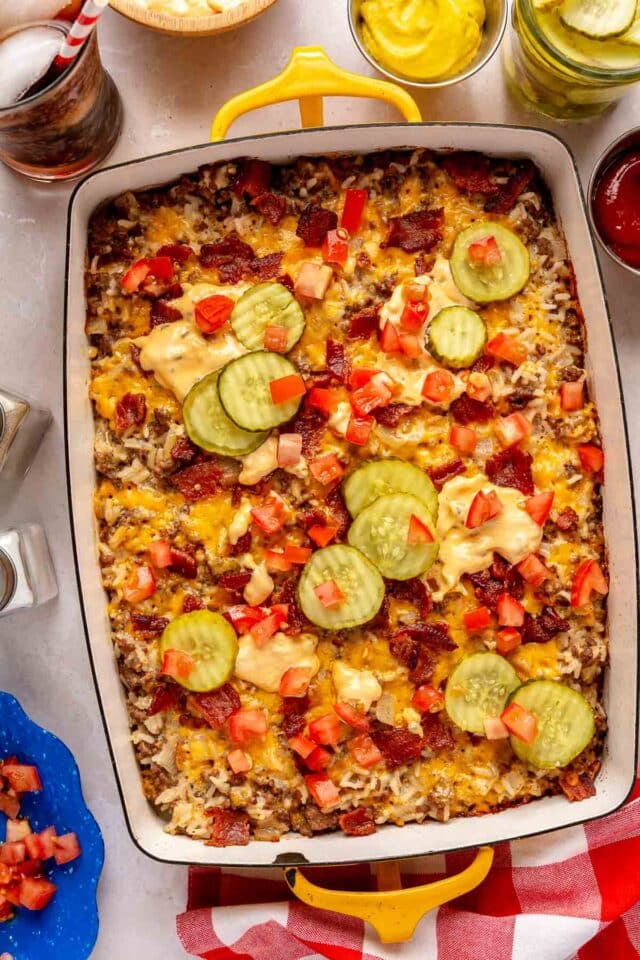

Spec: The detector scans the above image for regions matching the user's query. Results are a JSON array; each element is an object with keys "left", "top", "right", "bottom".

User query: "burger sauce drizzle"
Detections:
[{"left": 593, "top": 151, "right": 640, "bottom": 269}]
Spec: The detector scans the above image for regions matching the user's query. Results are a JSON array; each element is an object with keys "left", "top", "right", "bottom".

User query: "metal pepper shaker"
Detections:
[
  {"left": 0, "top": 387, "right": 51, "bottom": 497},
  {"left": 0, "top": 524, "right": 57, "bottom": 618}
]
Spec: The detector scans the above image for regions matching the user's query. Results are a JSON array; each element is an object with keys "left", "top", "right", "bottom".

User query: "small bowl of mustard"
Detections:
[{"left": 348, "top": 0, "right": 508, "bottom": 88}]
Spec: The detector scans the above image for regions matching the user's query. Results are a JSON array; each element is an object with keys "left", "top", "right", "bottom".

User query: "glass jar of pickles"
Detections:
[{"left": 503, "top": 0, "right": 640, "bottom": 119}]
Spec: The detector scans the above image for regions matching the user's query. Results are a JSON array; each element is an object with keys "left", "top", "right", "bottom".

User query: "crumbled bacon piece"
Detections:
[
  {"left": 114, "top": 393, "right": 146, "bottom": 432},
  {"left": 485, "top": 161, "right": 537, "bottom": 214},
  {"left": 411, "top": 645, "right": 436, "bottom": 687},
  {"left": 556, "top": 507, "right": 579, "bottom": 533},
  {"left": 285, "top": 405, "right": 326, "bottom": 457},
  {"left": 486, "top": 447, "right": 534, "bottom": 495},
  {"left": 421, "top": 714, "right": 455, "bottom": 751},
  {"left": 207, "top": 809, "right": 251, "bottom": 846},
  {"left": 281, "top": 694, "right": 309, "bottom": 738},
  {"left": 372, "top": 727, "right": 424, "bottom": 769},
  {"left": 325, "top": 488, "right": 351, "bottom": 540},
  {"left": 414, "top": 252, "right": 435, "bottom": 276},
  {"left": 130, "top": 613, "right": 169, "bottom": 638},
  {"left": 252, "top": 192, "right": 287, "bottom": 225},
  {"left": 250, "top": 252, "right": 284, "bottom": 282},
  {"left": 150, "top": 299, "right": 182, "bottom": 327},
  {"left": 147, "top": 683, "right": 182, "bottom": 716},
  {"left": 442, "top": 152, "right": 499, "bottom": 195},
  {"left": 199, "top": 233, "right": 283, "bottom": 284},
  {"left": 450, "top": 394, "right": 496, "bottom": 424},
  {"left": 233, "top": 158, "right": 272, "bottom": 198},
  {"left": 559, "top": 768, "right": 597, "bottom": 802},
  {"left": 193, "top": 684, "right": 241, "bottom": 729},
  {"left": 158, "top": 282, "right": 184, "bottom": 301},
  {"left": 472, "top": 354, "right": 494, "bottom": 373},
  {"left": 130, "top": 343, "right": 142, "bottom": 370},
  {"left": 217, "top": 571, "right": 252, "bottom": 595},
  {"left": 230, "top": 531, "right": 252, "bottom": 556},
  {"left": 182, "top": 594, "right": 204, "bottom": 613},
  {"left": 168, "top": 547, "right": 197, "bottom": 579},
  {"left": 389, "top": 632, "right": 421, "bottom": 670},
  {"left": 381, "top": 208, "right": 444, "bottom": 253},
  {"left": 339, "top": 807, "right": 376, "bottom": 837},
  {"left": 326, "top": 339, "right": 351, "bottom": 384},
  {"left": 272, "top": 576, "right": 307, "bottom": 632},
  {"left": 346, "top": 304, "right": 380, "bottom": 340},
  {"left": 172, "top": 461, "right": 223, "bottom": 501},
  {"left": 200, "top": 233, "right": 255, "bottom": 268},
  {"left": 277, "top": 273, "right": 295, "bottom": 293},
  {"left": 428, "top": 459, "right": 466, "bottom": 490},
  {"left": 356, "top": 251, "right": 372, "bottom": 271},
  {"left": 373, "top": 403, "right": 415, "bottom": 428},
  {"left": 386, "top": 578, "right": 432, "bottom": 619},
  {"left": 468, "top": 555, "right": 524, "bottom": 610},
  {"left": 171, "top": 436, "right": 198, "bottom": 464},
  {"left": 522, "top": 607, "right": 568, "bottom": 644},
  {"left": 156, "top": 243, "right": 193, "bottom": 262},
  {"left": 296, "top": 203, "right": 338, "bottom": 247},
  {"left": 390, "top": 623, "right": 454, "bottom": 681},
  {"left": 509, "top": 389, "right": 535, "bottom": 410}
]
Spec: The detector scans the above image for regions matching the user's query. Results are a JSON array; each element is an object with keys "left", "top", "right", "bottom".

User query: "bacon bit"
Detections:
[
  {"left": 372, "top": 727, "right": 424, "bottom": 769},
  {"left": 147, "top": 683, "right": 182, "bottom": 716},
  {"left": 252, "top": 252, "right": 285, "bottom": 282},
  {"left": 386, "top": 577, "right": 432, "bottom": 619},
  {"left": 252, "top": 191, "right": 287, "bottom": 224},
  {"left": 389, "top": 622, "right": 454, "bottom": 676},
  {"left": 325, "top": 489, "right": 351, "bottom": 539},
  {"left": 285, "top": 405, "right": 326, "bottom": 457},
  {"left": 556, "top": 506, "right": 579, "bottom": 533},
  {"left": 217, "top": 571, "right": 252, "bottom": 595},
  {"left": 428, "top": 458, "right": 466, "bottom": 490},
  {"left": 171, "top": 436, "right": 197, "bottom": 464},
  {"left": 441, "top": 152, "right": 499, "bottom": 195},
  {"left": 421, "top": 713, "right": 455, "bottom": 751},
  {"left": 200, "top": 233, "right": 254, "bottom": 268},
  {"left": 156, "top": 243, "right": 193, "bottom": 262},
  {"left": 485, "top": 160, "right": 537, "bottom": 214},
  {"left": 450, "top": 393, "right": 495, "bottom": 424},
  {"left": 172, "top": 460, "right": 223, "bottom": 502},
  {"left": 472, "top": 353, "right": 494, "bottom": 373},
  {"left": 193, "top": 684, "right": 241, "bottom": 729},
  {"left": 207, "top": 809, "right": 250, "bottom": 847},
  {"left": 296, "top": 203, "right": 338, "bottom": 247},
  {"left": 277, "top": 273, "right": 295, "bottom": 292},
  {"left": 280, "top": 694, "right": 309, "bottom": 738},
  {"left": 326, "top": 339, "right": 351, "bottom": 384},
  {"left": 373, "top": 403, "right": 415, "bottom": 428},
  {"left": 157, "top": 282, "right": 184, "bottom": 301},
  {"left": 233, "top": 158, "right": 271, "bottom": 197},
  {"left": 522, "top": 606, "right": 569, "bottom": 644},
  {"left": 339, "top": 807, "right": 376, "bottom": 837},
  {"left": 150, "top": 300, "right": 182, "bottom": 327},
  {"left": 559, "top": 769, "right": 597, "bottom": 802},
  {"left": 200, "top": 233, "right": 283, "bottom": 284},
  {"left": 130, "top": 613, "right": 168, "bottom": 638},
  {"left": 346, "top": 304, "right": 380, "bottom": 340},
  {"left": 381, "top": 208, "right": 444, "bottom": 253},
  {"left": 182, "top": 594, "right": 205, "bottom": 613},
  {"left": 168, "top": 547, "right": 198, "bottom": 579},
  {"left": 114, "top": 393, "right": 146, "bottom": 432},
  {"left": 486, "top": 446, "right": 534, "bottom": 495},
  {"left": 468, "top": 557, "right": 524, "bottom": 611}
]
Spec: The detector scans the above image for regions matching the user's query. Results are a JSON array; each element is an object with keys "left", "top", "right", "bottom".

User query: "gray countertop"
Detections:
[{"left": 0, "top": 2, "right": 638, "bottom": 956}]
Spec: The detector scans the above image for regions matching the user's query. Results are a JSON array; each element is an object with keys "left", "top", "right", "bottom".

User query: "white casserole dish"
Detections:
[{"left": 65, "top": 122, "right": 639, "bottom": 867}]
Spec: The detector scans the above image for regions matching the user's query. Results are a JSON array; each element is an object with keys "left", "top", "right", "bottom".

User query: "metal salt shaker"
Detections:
[
  {"left": 0, "top": 524, "right": 57, "bottom": 618},
  {"left": 0, "top": 386, "right": 52, "bottom": 496}
]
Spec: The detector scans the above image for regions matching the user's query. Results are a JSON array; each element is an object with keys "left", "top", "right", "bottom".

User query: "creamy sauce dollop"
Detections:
[
  {"left": 234, "top": 632, "right": 320, "bottom": 693},
  {"left": 332, "top": 662, "right": 382, "bottom": 711}
]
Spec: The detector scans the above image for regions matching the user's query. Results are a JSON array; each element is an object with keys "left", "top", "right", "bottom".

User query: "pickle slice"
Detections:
[
  {"left": 159, "top": 611, "right": 238, "bottom": 693},
  {"left": 426, "top": 306, "right": 487, "bottom": 369},
  {"left": 230, "top": 282, "right": 305, "bottom": 353},
  {"left": 445, "top": 652, "right": 520, "bottom": 734},
  {"left": 183, "top": 371, "right": 268, "bottom": 457},
  {"left": 450, "top": 222, "right": 530, "bottom": 303},
  {"left": 217, "top": 351, "right": 304, "bottom": 431},
  {"left": 507, "top": 680, "right": 595, "bottom": 769},
  {"left": 342, "top": 459, "right": 439, "bottom": 521},
  {"left": 560, "top": 0, "right": 636, "bottom": 39},
  {"left": 347, "top": 493, "right": 439, "bottom": 580},
  {"left": 297, "top": 545, "right": 384, "bottom": 630}
]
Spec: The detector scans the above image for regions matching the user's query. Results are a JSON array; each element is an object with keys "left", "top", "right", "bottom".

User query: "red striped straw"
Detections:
[{"left": 54, "top": 0, "right": 110, "bottom": 70}]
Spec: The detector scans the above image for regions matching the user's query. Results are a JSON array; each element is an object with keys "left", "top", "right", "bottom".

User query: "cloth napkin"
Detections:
[{"left": 177, "top": 776, "right": 640, "bottom": 960}]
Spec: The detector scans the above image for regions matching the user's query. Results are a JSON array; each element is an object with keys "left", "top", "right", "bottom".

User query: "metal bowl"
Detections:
[
  {"left": 109, "top": 0, "right": 278, "bottom": 37},
  {"left": 348, "top": 0, "right": 507, "bottom": 89},
  {"left": 588, "top": 126, "right": 640, "bottom": 279}
]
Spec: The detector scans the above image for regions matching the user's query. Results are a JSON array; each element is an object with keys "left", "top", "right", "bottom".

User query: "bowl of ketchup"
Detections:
[{"left": 589, "top": 128, "right": 640, "bottom": 277}]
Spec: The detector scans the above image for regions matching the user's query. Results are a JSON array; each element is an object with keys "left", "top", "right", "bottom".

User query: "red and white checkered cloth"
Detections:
[{"left": 177, "top": 777, "right": 640, "bottom": 960}]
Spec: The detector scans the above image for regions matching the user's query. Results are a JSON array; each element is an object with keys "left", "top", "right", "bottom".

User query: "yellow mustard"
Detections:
[{"left": 360, "top": 0, "right": 486, "bottom": 81}]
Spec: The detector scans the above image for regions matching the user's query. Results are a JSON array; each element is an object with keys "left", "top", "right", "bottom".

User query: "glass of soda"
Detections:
[{"left": 0, "top": 19, "right": 122, "bottom": 181}]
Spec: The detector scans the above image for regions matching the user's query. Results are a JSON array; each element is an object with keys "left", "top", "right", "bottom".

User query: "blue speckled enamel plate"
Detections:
[{"left": 0, "top": 693, "right": 104, "bottom": 960}]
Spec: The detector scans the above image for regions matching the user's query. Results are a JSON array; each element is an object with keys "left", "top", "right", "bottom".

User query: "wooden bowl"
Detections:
[{"left": 109, "top": 0, "right": 279, "bottom": 36}]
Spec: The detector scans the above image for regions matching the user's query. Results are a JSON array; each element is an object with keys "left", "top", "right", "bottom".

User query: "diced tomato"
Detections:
[
  {"left": 295, "top": 262, "right": 333, "bottom": 300},
  {"left": 0, "top": 842, "right": 26, "bottom": 865},
  {"left": 18, "top": 877, "right": 57, "bottom": 911},
  {"left": 313, "top": 579, "right": 345, "bottom": 607},
  {"left": 407, "top": 513, "right": 434, "bottom": 545},
  {"left": 348, "top": 734, "right": 383, "bottom": 769},
  {"left": 307, "top": 387, "right": 340, "bottom": 415},
  {"left": 0, "top": 895, "right": 15, "bottom": 921},
  {"left": 348, "top": 368, "right": 379, "bottom": 390},
  {"left": 289, "top": 735, "right": 316, "bottom": 759},
  {"left": 308, "top": 714, "right": 342, "bottom": 746},
  {"left": 250, "top": 613, "right": 280, "bottom": 647},
  {"left": 341, "top": 188, "right": 368, "bottom": 233},
  {"left": 486, "top": 333, "right": 527, "bottom": 367},
  {"left": 225, "top": 605, "right": 267, "bottom": 632},
  {"left": 411, "top": 685, "right": 444, "bottom": 713},
  {"left": 495, "top": 412, "right": 531, "bottom": 447},
  {"left": 501, "top": 702, "right": 538, "bottom": 744},
  {"left": 398, "top": 334, "right": 422, "bottom": 358},
  {"left": 450, "top": 425, "right": 477, "bottom": 454},
  {"left": 270, "top": 374, "right": 306, "bottom": 405},
  {"left": 524, "top": 491, "right": 554, "bottom": 526},
  {"left": 380, "top": 321, "right": 401, "bottom": 353},
  {"left": 264, "top": 325, "right": 289, "bottom": 353},
  {"left": 194, "top": 295, "right": 234, "bottom": 334},
  {"left": 310, "top": 453, "right": 344, "bottom": 485},
  {"left": 496, "top": 627, "right": 522, "bottom": 655},
  {"left": 149, "top": 540, "right": 172, "bottom": 569},
  {"left": 466, "top": 371, "right": 492, "bottom": 402},
  {"left": 277, "top": 433, "right": 302, "bottom": 467},
  {"left": 305, "top": 774, "right": 340, "bottom": 809},
  {"left": 271, "top": 604, "right": 290, "bottom": 628},
  {"left": 322, "top": 228, "right": 349, "bottom": 265},
  {"left": 0, "top": 792, "right": 20, "bottom": 819},
  {"left": 345, "top": 414, "right": 373, "bottom": 446},
  {"left": 570, "top": 558, "right": 608, "bottom": 608},
  {"left": 305, "top": 746, "right": 333, "bottom": 772},
  {"left": 307, "top": 525, "right": 338, "bottom": 548},
  {"left": 162, "top": 648, "right": 194, "bottom": 680},
  {"left": 123, "top": 564, "right": 156, "bottom": 604},
  {"left": 350, "top": 374, "right": 394, "bottom": 415},
  {"left": 2, "top": 765, "right": 42, "bottom": 794},
  {"left": 227, "top": 749, "right": 252, "bottom": 774},
  {"left": 463, "top": 606, "right": 491, "bottom": 632},
  {"left": 468, "top": 234, "right": 501, "bottom": 265},
  {"left": 560, "top": 380, "right": 584, "bottom": 411},
  {"left": 516, "top": 553, "right": 548, "bottom": 586},
  {"left": 465, "top": 489, "right": 502, "bottom": 529},
  {"left": 251, "top": 498, "right": 285, "bottom": 534},
  {"left": 25, "top": 827, "right": 56, "bottom": 861},
  {"left": 578, "top": 444, "right": 604, "bottom": 474},
  {"left": 264, "top": 550, "right": 292, "bottom": 573},
  {"left": 146, "top": 255, "right": 174, "bottom": 281},
  {"left": 279, "top": 667, "right": 312, "bottom": 697},
  {"left": 400, "top": 299, "right": 428, "bottom": 332},
  {"left": 283, "top": 544, "right": 312, "bottom": 565},
  {"left": 484, "top": 716, "right": 510, "bottom": 739},
  {"left": 53, "top": 833, "right": 81, "bottom": 866},
  {"left": 5, "top": 820, "right": 31, "bottom": 843},
  {"left": 121, "top": 258, "right": 150, "bottom": 293},
  {"left": 229, "top": 709, "right": 268, "bottom": 745},
  {"left": 333, "top": 702, "right": 370, "bottom": 731},
  {"left": 497, "top": 593, "right": 525, "bottom": 627},
  {"left": 422, "top": 369, "right": 455, "bottom": 404}
]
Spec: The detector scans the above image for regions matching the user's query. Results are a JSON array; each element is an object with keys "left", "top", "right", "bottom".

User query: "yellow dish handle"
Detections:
[
  {"left": 284, "top": 846, "right": 494, "bottom": 944},
  {"left": 210, "top": 45, "right": 422, "bottom": 142}
]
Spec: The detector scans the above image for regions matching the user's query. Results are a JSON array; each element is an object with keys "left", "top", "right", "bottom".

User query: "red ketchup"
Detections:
[{"left": 593, "top": 151, "right": 640, "bottom": 269}]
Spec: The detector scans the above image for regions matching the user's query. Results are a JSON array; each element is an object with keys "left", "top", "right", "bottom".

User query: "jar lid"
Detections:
[{"left": 0, "top": 549, "right": 16, "bottom": 611}]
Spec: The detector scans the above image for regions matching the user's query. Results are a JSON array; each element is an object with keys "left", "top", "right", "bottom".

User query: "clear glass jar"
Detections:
[
  {"left": 0, "top": 386, "right": 51, "bottom": 498},
  {"left": 503, "top": 0, "right": 640, "bottom": 120},
  {"left": 0, "top": 524, "right": 57, "bottom": 619}
]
